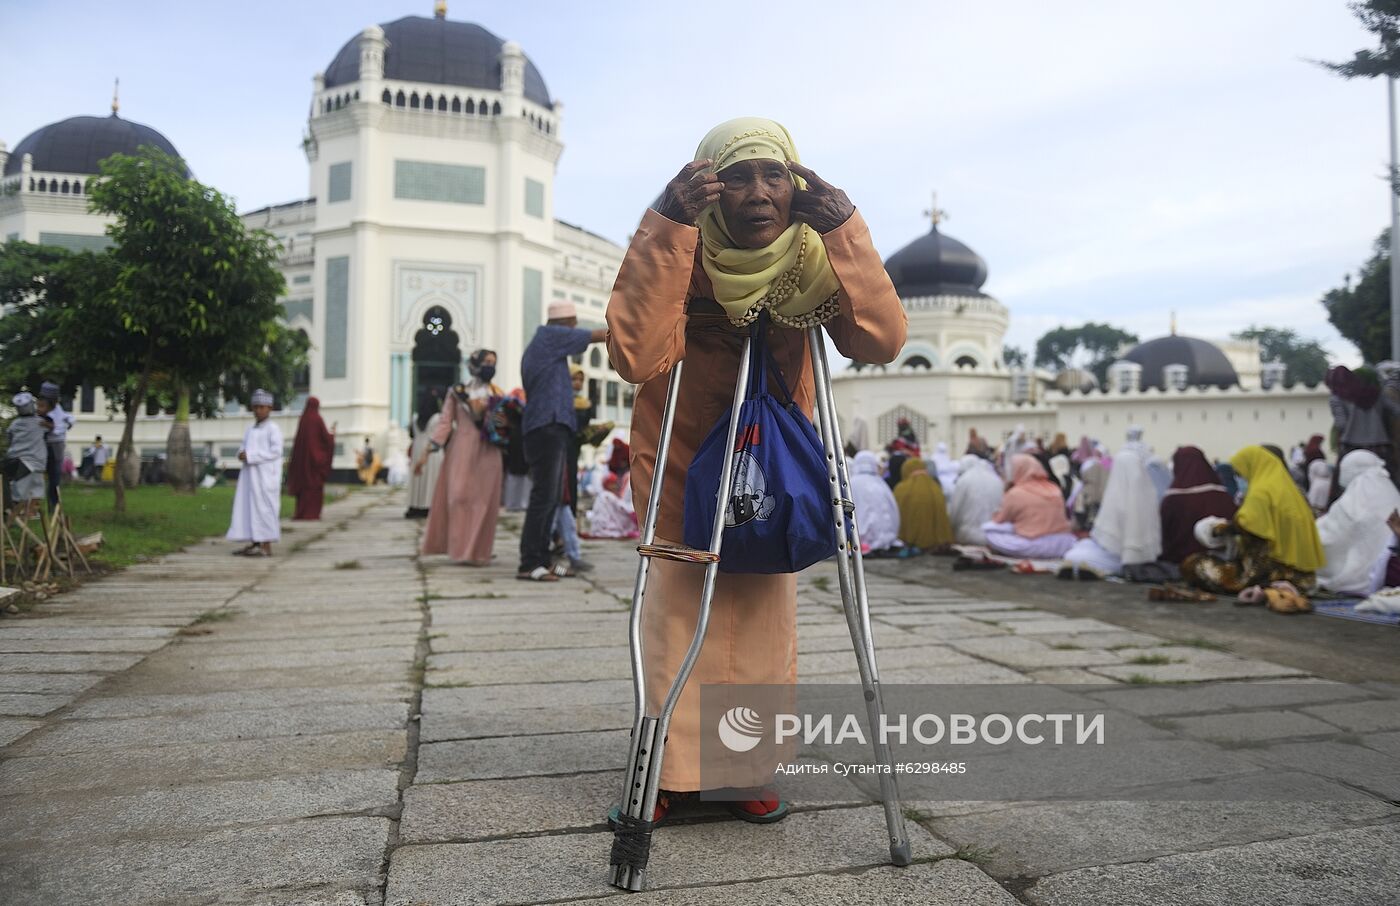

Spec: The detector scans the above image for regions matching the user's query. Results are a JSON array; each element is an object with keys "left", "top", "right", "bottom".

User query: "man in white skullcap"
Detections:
[
  {"left": 227, "top": 389, "right": 284, "bottom": 556},
  {"left": 517, "top": 300, "right": 607, "bottom": 581}
]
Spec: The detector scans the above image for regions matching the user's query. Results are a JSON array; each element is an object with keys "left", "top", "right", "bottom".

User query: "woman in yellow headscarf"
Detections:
[
  {"left": 1182, "top": 445, "right": 1325, "bottom": 598},
  {"left": 606, "top": 117, "right": 907, "bottom": 822},
  {"left": 894, "top": 458, "right": 954, "bottom": 552}
]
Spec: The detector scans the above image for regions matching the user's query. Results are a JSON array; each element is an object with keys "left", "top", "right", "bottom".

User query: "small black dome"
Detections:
[
  {"left": 883, "top": 225, "right": 989, "bottom": 298},
  {"left": 324, "top": 16, "right": 551, "bottom": 108},
  {"left": 1123, "top": 335, "right": 1239, "bottom": 390},
  {"left": 4, "top": 114, "right": 184, "bottom": 177}
]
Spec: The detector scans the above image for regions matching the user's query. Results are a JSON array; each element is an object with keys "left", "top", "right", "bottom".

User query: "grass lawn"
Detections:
[{"left": 56, "top": 484, "right": 295, "bottom": 568}]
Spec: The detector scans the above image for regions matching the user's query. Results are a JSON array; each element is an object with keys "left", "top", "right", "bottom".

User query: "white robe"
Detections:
[
  {"left": 949, "top": 455, "right": 1004, "bottom": 545},
  {"left": 850, "top": 451, "right": 900, "bottom": 552},
  {"left": 928, "top": 442, "right": 961, "bottom": 497},
  {"left": 227, "top": 419, "right": 284, "bottom": 543},
  {"left": 1083, "top": 447, "right": 1160, "bottom": 567},
  {"left": 407, "top": 413, "right": 444, "bottom": 510},
  {"left": 1317, "top": 451, "right": 1400, "bottom": 596}
]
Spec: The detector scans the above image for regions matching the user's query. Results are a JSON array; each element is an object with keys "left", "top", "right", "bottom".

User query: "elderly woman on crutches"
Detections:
[{"left": 604, "top": 117, "right": 908, "bottom": 879}]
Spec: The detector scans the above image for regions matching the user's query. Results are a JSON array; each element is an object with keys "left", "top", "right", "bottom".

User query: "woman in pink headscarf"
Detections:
[{"left": 982, "top": 454, "right": 1076, "bottom": 559}]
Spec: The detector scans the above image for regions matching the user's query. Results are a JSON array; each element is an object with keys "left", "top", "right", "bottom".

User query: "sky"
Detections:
[{"left": 0, "top": 0, "right": 1389, "bottom": 364}]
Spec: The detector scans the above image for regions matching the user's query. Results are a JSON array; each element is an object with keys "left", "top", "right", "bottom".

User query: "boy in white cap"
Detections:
[
  {"left": 227, "top": 389, "right": 284, "bottom": 556},
  {"left": 517, "top": 300, "right": 607, "bottom": 581}
]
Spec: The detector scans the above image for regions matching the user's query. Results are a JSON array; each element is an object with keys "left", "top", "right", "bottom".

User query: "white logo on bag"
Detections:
[
  {"left": 717, "top": 706, "right": 765, "bottom": 752},
  {"left": 725, "top": 450, "right": 776, "bottom": 527}
]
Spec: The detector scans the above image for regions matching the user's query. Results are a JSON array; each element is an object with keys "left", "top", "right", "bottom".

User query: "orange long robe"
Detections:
[{"left": 606, "top": 208, "right": 906, "bottom": 790}]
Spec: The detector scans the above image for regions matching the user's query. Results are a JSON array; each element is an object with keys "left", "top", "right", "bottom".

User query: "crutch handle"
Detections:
[{"left": 636, "top": 543, "right": 721, "bottom": 564}]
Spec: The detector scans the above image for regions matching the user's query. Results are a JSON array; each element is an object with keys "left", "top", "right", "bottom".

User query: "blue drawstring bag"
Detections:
[{"left": 682, "top": 319, "right": 837, "bottom": 574}]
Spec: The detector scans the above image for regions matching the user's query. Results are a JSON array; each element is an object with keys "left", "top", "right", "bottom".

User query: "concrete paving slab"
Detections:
[
  {"left": 429, "top": 629, "right": 624, "bottom": 652},
  {"left": 1085, "top": 681, "right": 1375, "bottom": 717},
  {"left": 416, "top": 728, "right": 629, "bottom": 783},
  {"left": 400, "top": 771, "right": 622, "bottom": 842},
  {"left": 1166, "top": 709, "right": 1340, "bottom": 743},
  {"left": 0, "top": 692, "right": 70, "bottom": 717},
  {"left": 421, "top": 680, "right": 632, "bottom": 712},
  {"left": 1024, "top": 823, "right": 1400, "bottom": 906},
  {"left": 0, "top": 637, "right": 172, "bottom": 654},
  {"left": 949, "top": 636, "right": 1126, "bottom": 669},
  {"left": 0, "top": 624, "right": 176, "bottom": 640},
  {"left": 0, "top": 769, "right": 401, "bottom": 846},
  {"left": 65, "top": 682, "right": 414, "bottom": 719},
  {"left": 0, "top": 717, "right": 41, "bottom": 746},
  {"left": 584, "top": 859, "right": 1021, "bottom": 905},
  {"left": 385, "top": 806, "right": 949, "bottom": 905},
  {"left": 1246, "top": 740, "right": 1400, "bottom": 800},
  {"left": 0, "top": 815, "right": 391, "bottom": 906},
  {"left": 0, "top": 652, "right": 146, "bottom": 673},
  {"left": 0, "top": 729, "right": 408, "bottom": 794},
  {"left": 17, "top": 700, "right": 411, "bottom": 755},
  {"left": 420, "top": 701, "right": 630, "bottom": 742},
  {"left": 426, "top": 647, "right": 631, "bottom": 686},
  {"left": 1360, "top": 730, "right": 1400, "bottom": 757},
  {"left": 1300, "top": 697, "right": 1400, "bottom": 733},
  {"left": 926, "top": 771, "right": 1397, "bottom": 879}
]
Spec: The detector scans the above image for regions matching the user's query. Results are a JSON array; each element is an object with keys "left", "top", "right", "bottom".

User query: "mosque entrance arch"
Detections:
[{"left": 411, "top": 306, "right": 461, "bottom": 423}]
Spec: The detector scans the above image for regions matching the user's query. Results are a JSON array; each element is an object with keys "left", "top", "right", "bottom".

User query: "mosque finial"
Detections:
[
  {"left": 1170, "top": 310, "right": 1177, "bottom": 336},
  {"left": 111, "top": 77, "right": 119, "bottom": 115},
  {"left": 434, "top": 0, "right": 447, "bottom": 18},
  {"left": 923, "top": 190, "right": 947, "bottom": 230}
]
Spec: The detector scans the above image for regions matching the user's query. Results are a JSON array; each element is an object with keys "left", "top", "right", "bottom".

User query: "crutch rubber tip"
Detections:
[{"left": 890, "top": 839, "right": 913, "bottom": 867}]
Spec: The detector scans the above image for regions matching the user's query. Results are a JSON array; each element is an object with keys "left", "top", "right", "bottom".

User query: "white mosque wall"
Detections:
[{"left": 833, "top": 370, "right": 1331, "bottom": 464}]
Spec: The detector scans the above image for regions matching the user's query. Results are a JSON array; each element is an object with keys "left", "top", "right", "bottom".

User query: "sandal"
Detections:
[
  {"left": 1236, "top": 586, "right": 1265, "bottom": 606},
  {"left": 726, "top": 789, "right": 790, "bottom": 824},
  {"left": 1264, "top": 582, "right": 1311, "bottom": 614},
  {"left": 517, "top": 566, "right": 560, "bottom": 582},
  {"left": 1149, "top": 583, "right": 1216, "bottom": 603}
]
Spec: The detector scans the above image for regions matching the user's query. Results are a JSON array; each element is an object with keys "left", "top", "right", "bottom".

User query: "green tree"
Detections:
[
  {"left": 1320, "top": 1, "right": 1400, "bottom": 79},
  {"left": 1322, "top": 229, "right": 1391, "bottom": 363},
  {"left": 86, "top": 147, "right": 298, "bottom": 507},
  {"left": 1002, "top": 344, "right": 1028, "bottom": 368},
  {"left": 1231, "top": 326, "right": 1330, "bottom": 387},
  {"left": 1034, "top": 323, "right": 1139, "bottom": 385}
]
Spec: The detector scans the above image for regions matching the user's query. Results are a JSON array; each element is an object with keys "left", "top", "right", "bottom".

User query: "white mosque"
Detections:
[
  {"left": 1, "top": 4, "right": 628, "bottom": 471},
  {"left": 830, "top": 208, "right": 1333, "bottom": 463},
  {"left": 1, "top": 3, "right": 1334, "bottom": 472}
]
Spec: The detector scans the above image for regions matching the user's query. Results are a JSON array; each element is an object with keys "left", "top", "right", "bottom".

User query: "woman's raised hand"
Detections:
[
  {"left": 787, "top": 161, "right": 854, "bottom": 233},
  {"left": 656, "top": 159, "right": 722, "bottom": 225}
]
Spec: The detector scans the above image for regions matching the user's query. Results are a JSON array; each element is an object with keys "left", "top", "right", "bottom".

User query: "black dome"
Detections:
[
  {"left": 4, "top": 114, "right": 184, "bottom": 177},
  {"left": 324, "top": 16, "right": 551, "bottom": 108},
  {"left": 1123, "top": 335, "right": 1239, "bottom": 390},
  {"left": 883, "top": 225, "right": 989, "bottom": 297}
]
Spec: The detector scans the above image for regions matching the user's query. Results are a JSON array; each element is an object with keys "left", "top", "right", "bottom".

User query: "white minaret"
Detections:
[
  {"left": 358, "top": 25, "right": 386, "bottom": 94},
  {"left": 500, "top": 40, "right": 525, "bottom": 101}
]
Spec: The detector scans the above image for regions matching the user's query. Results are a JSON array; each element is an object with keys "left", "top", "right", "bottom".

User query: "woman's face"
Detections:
[
  {"left": 717, "top": 159, "right": 794, "bottom": 249},
  {"left": 482, "top": 353, "right": 497, "bottom": 369}
]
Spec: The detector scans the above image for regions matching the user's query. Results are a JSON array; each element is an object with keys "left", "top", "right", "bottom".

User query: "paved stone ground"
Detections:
[{"left": 2, "top": 490, "right": 1398, "bottom": 905}]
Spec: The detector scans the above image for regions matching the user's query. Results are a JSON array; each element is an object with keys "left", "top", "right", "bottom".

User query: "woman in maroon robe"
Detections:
[
  {"left": 287, "top": 397, "right": 335, "bottom": 520},
  {"left": 1159, "top": 445, "right": 1237, "bottom": 563}
]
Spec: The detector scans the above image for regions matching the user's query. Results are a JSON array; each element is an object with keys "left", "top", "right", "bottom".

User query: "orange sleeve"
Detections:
[
  {"left": 821, "top": 209, "right": 908, "bottom": 365},
  {"left": 605, "top": 209, "right": 699, "bottom": 385}
]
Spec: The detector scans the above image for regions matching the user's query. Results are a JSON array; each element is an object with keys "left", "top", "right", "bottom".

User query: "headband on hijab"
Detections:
[{"left": 693, "top": 117, "right": 842, "bottom": 330}]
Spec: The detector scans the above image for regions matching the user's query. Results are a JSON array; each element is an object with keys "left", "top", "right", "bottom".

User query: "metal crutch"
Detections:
[
  {"left": 608, "top": 338, "right": 754, "bottom": 892},
  {"left": 806, "top": 326, "right": 913, "bottom": 868}
]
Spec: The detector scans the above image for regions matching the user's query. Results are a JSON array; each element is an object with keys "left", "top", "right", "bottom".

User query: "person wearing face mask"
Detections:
[{"left": 421, "top": 349, "right": 506, "bottom": 566}]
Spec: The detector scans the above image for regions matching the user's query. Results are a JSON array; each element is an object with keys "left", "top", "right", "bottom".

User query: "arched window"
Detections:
[
  {"left": 60, "top": 180, "right": 70, "bottom": 194},
  {"left": 333, "top": 96, "right": 342, "bottom": 110},
  {"left": 382, "top": 88, "right": 392, "bottom": 104},
  {"left": 292, "top": 329, "right": 311, "bottom": 400},
  {"left": 954, "top": 355, "right": 978, "bottom": 368},
  {"left": 395, "top": 90, "right": 406, "bottom": 107},
  {"left": 590, "top": 348, "right": 603, "bottom": 368},
  {"left": 73, "top": 180, "right": 82, "bottom": 194},
  {"left": 437, "top": 96, "right": 448, "bottom": 111},
  {"left": 409, "top": 92, "right": 420, "bottom": 109},
  {"left": 353, "top": 90, "right": 360, "bottom": 100},
  {"left": 466, "top": 98, "right": 476, "bottom": 114},
  {"left": 37, "top": 179, "right": 46, "bottom": 192},
  {"left": 451, "top": 96, "right": 461, "bottom": 113},
  {"left": 904, "top": 355, "right": 931, "bottom": 369},
  {"left": 491, "top": 100, "right": 501, "bottom": 115}
]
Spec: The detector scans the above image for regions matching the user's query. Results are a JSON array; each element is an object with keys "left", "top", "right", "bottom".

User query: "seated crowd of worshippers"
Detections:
[{"left": 850, "top": 422, "right": 1400, "bottom": 617}]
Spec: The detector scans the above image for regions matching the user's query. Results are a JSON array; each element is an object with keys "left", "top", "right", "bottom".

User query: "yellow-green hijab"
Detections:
[
  {"left": 1230, "top": 445, "right": 1326, "bottom": 572},
  {"left": 694, "top": 117, "right": 842, "bottom": 329}
]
